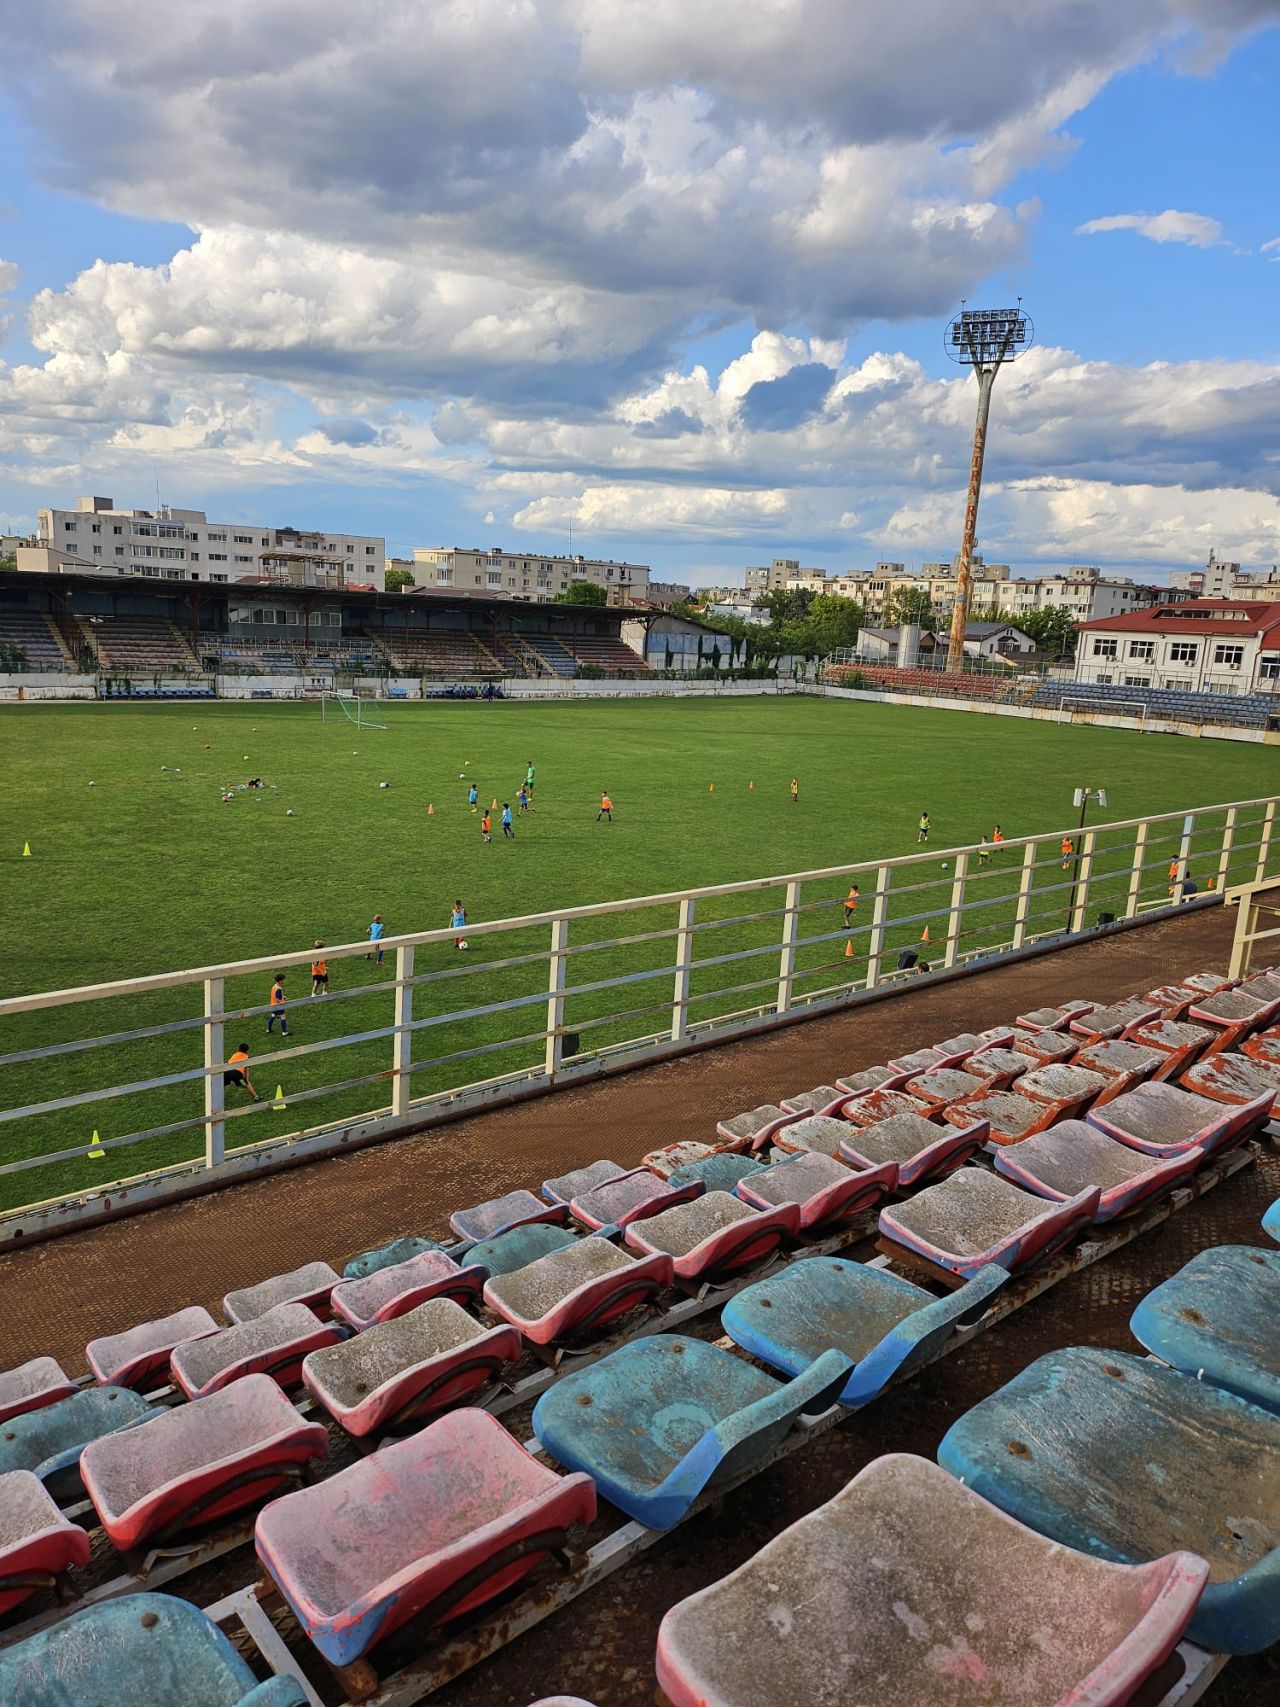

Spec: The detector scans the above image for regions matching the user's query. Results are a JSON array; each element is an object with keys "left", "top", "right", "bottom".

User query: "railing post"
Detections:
[
  {"left": 545, "top": 916, "right": 569, "bottom": 1078},
  {"left": 671, "top": 897, "right": 695, "bottom": 1043},
  {"left": 1011, "top": 841, "right": 1037, "bottom": 949},
  {"left": 1071, "top": 830, "right": 1096, "bottom": 933},
  {"left": 1228, "top": 897, "right": 1256, "bottom": 982},
  {"left": 1173, "top": 814, "right": 1194, "bottom": 905},
  {"left": 865, "top": 865, "right": 890, "bottom": 988},
  {"left": 1216, "top": 806, "right": 1237, "bottom": 895},
  {"left": 1126, "top": 821, "right": 1149, "bottom": 918},
  {"left": 942, "top": 853, "right": 968, "bottom": 969},
  {"left": 1254, "top": 800, "right": 1276, "bottom": 883},
  {"left": 391, "top": 945, "right": 414, "bottom": 1118},
  {"left": 203, "top": 976, "right": 225, "bottom": 1170},
  {"left": 776, "top": 881, "right": 800, "bottom": 1015}
]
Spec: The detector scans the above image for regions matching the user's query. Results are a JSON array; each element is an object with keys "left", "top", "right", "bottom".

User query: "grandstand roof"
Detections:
[{"left": 1076, "top": 600, "right": 1280, "bottom": 637}]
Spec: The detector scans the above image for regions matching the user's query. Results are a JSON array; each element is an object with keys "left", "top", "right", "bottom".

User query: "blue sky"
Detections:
[{"left": 1, "top": 1, "right": 1279, "bottom": 584}]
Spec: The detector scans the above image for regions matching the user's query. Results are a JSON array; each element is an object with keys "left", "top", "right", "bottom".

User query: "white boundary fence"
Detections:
[{"left": 1, "top": 792, "right": 1276, "bottom": 1240}]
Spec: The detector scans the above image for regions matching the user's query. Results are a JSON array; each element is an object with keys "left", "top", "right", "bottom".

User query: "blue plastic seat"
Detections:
[
  {"left": 532, "top": 1335, "right": 850, "bottom": 1529},
  {"left": 722, "top": 1256, "right": 1007, "bottom": 1407},
  {"left": 667, "top": 1153, "right": 764, "bottom": 1194},
  {"left": 342, "top": 1235, "right": 454, "bottom": 1280},
  {"left": 0, "top": 1591, "right": 306, "bottom": 1705},
  {"left": 938, "top": 1346, "right": 1280, "bottom": 1653},
  {"left": 0, "top": 1386, "right": 161, "bottom": 1500},
  {"left": 1129, "top": 1244, "right": 1280, "bottom": 1414},
  {"left": 460, "top": 1221, "right": 579, "bottom": 1275},
  {"left": 1264, "top": 1197, "right": 1280, "bottom": 1243}
]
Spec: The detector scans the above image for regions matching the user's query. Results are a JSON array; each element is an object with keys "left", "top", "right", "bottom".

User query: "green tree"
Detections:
[
  {"left": 754, "top": 586, "right": 815, "bottom": 628},
  {"left": 1018, "top": 605, "right": 1079, "bottom": 658},
  {"left": 883, "top": 586, "right": 936, "bottom": 628},
  {"left": 807, "top": 593, "right": 864, "bottom": 655},
  {"left": 384, "top": 567, "right": 416, "bottom": 591},
  {"left": 553, "top": 579, "right": 608, "bottom": 606}
]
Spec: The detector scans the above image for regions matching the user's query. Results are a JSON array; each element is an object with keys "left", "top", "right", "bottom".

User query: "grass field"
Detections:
[{"left": 1, "top": 694, "right": 1275, "bottom": 1211}]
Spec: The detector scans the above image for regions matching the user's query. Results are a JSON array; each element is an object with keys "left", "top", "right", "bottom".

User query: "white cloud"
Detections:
[
  {"left": 1262, "top": 237, "right": 1280, "bottom": 261},
  {"left": 1075, "top": 209, "right": 1226, "bottom": 247}
]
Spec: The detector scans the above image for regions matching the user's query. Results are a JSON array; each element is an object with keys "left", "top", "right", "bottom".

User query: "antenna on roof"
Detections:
[{"left": 153, "top": 461, "right": 163, "bottom": 517}]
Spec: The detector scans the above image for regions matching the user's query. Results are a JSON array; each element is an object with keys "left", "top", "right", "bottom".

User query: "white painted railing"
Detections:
[{"left": 1, "top": 793, "right": 1275, "bottom": 1234}]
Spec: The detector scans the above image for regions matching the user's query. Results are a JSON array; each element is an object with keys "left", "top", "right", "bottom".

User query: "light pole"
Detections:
[
  {"left": 1067, "top": 786, "right": 1107, "bottom": 930},
  {"left": 944, "top": 303, "right": 1033, "bottom": 674}
]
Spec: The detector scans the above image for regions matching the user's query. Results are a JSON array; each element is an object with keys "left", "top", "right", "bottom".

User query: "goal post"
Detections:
[
  {"left": 322, "top": 692, "right": 387, "bottom": 730},
  {"left": 1058, "top": 696, "right": 1147, "bottom": 725}
]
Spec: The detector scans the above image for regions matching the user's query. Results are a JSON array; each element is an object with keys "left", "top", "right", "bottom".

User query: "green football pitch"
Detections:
[{"left": 0, "top": 695, "right": 1273, "bottom": 1211}]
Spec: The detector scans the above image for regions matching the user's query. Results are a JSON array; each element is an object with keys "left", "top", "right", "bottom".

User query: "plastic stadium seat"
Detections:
[
  {"left": 1242, "top": 1023, "right": 1280, "bottom": 1066},
  {"left": 1180, "top": 969, "right": 1235, "bottom": 994},
  {"left": 839, "top": 1086, "right": 930, "bottom": 1126},
  {"left": 994, "top": 1122, "right": 1206, "bottom": 1222},
  {"left": 624, "top": 1193, "right": 801, "bottom": 1285},
  {"left": 901, "top": 1066, "right": 989, "bottom": 1112},
  {"left": 1088, "top": 1080, "right": 1271, "bottom": 1156},
  {"left": 884, "top": 1048, "right": 945, "bottom": 1078},
  {"left": 1128, "top": 1018, "right": 1215, "bottom": 1081},
  {"left": 655, "top": 1453, "right": 1206, "bottom": 1707},
  {"left": 961, "top": 1047, "right": 1038, "bottom": 1089},
  {"left": 834, "top": 1065, "right": 906, "bottom": 1095},
  {"left": 460, "top": 1223, "right": 579, "bottom": 1276},
  {"left": 1141, "top": 983, "right": 1201, "bottom": 1019},
  {"left": 330, "top": 1249, "right": 486, "bottom": 1330},
  {"left": 1015, "top": 999, "right": 1095, "bottom": 1032},
  {"left": 1069, "top": 999, "right": 1161, "bottom": 1042},
  {"left": 170, "top": 1304, "right": 342, "bottom": 1400},
  {"left": 1015, "top": 1062, "right": 1110, "bottom": 1117},
  {"left": 569, "top": 1168, "right": 702, "bottom": 1230},
  {"left": 735, "top": 1152, "right": 896, "bottom": 1233},
  {"left": 484, "top": 1237, "right": 674, "bottom": 1345},
  {"left": 932, "top": 1028, "right": 1015, "bottom": 1060},
  {"left": 0, "top": 1357, "right": 75, "bottom": 1425},
  {"left": 668, "top": 1153, "right": 765, "bottom": 1194},
  {"left": 1070, "top": 1038, "right": 1163, "bottom": 1100},
  {"left": 532, "top": 1336, "right": 851, "bottom": 1530},
  {"left": 450, "top": 1190, "right": 570, "bottom": 1243},
  {"left": 837, "top": 1112, "right": 987, "bottom": 1187},
  {"left": 1187, "top": 986, "right": 1280, "bottom": 1053},
  {"left": 715, "top": 1104, "right": 799, "bottom": 1149},
  {"left": 342, "top": 1235, "right": 453, "bottom": 1281},
  {"left": 1181, "top": 1051, "right": 1280, "bottom": 1115},
  {"left": 81, "top": 1375, "right": 327, "bottom": 1551},
  {"left": 1129, "top": 1245, "right": 1280, "bottom": 1415},
  {"left": 87, "top": 1307, "right": 220, "bottom": 1391},
  {"left": 1004, "top": 1027, "right": 1079, "bottom": 1064},
  {"left": 1265, "top": 1198, "right": 1280, "bottom": 1243},
  {"left": 779, "top": 1085, "right": 845, "bottom": 1117},
  {"left": 303, "top": 1300, "right": 523, "bottom": 1437},
  {"left": 0, "top": 1387, "right": 162, "bottom": 1501},
  {"left": 938, "top": 1346, "right": 1280, "bottom": 1653},
  {"left": 879, "top": 1171, "right": 1100, "bottom": 1280},
  {"left": 770, "top": 1113, "right": 857, "bottom": 1158},
  {"left": 940, "top": 1088, "right": 1060, "bottom": 1146},
  {"left": 723, "top": 1259, "right": 1007, "bottom": 1408},
  {"left": 255, "top": 1409, "right": 596, "bottom": 1667},
  {"left": 0, "top": 1592, "right": 308, "bottom": 1706},
  {"left": 643, "top": 1140, "right": 717, "bottom": 1178},
  {"left": 541, "top": 1159, "right": 626, "bottom": 1205},
  {"left": 0, "top": 1469, "right": 90, "bottom": 1614},
  {"left": 223, "top": 1261, "right": 340, "bottom": 1324}
]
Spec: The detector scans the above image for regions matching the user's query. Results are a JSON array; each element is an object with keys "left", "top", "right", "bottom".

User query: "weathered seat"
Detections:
[
  {"left": 541, "top": 1159, "right": 626, "bottom": 1204},
  {"left": 1069, "top": 998, "right": 1161, "bottom": 1042},
  {"left": 624, "top": 1192, "right": 800, "bottom": 1285},
  {"left": 1129, "top": 1244, "right": 1280, "bottom": 1415},
  {"left": 735, "top": 1152, "right": 896, "bottom": 1233},
  {"left": 81, "top": 1374, "right": 327, "bottom": 1551},
  {"left": 839, "top": 1086, "right": 929, "bottom": 1126},
  {"left": 1005, "top": 1026, "right": 1079, "bottom": 1064},
  {"left": 1088, "top": 1079, "right": 1270, "bottom": 1156},
  {"left": 667, "top": 1153, "right": 764, "bottom": 1194},
  {"left": 715, "top": 1104, "right": 798, "bottom": 1149},
  {"left": 778, "top": 1085, "right": 845, "bottom": 1117},
  {"left": 1180, "top": 969, "right": 1235, "bottom": 994},
  {"left": 460, "top": 1222, "right": 579, "bottom": 1276},
  {"left": 723, "top": 1258, "right": 1007, "bottom": 1408},
  {"left": 569, "top": 1168, "right": 701, "bottom": 1230},
  {"left": 170, "top": 1304, "right": 342, "bottom": 1400},
  {"left": 1242, "top": 1023, "right": 1280, "bottom": 1067},
  {"left": 834, "top": 1064, "right": 906, "bottom": 1095},
  {"left": 255, "top": 1409, "right": 596, "bottom": 1667},
  {"left": 994, "top": 1121, "right": 1205, "bottom": 1222},
  {"left": 902, "top": 1066, "right": 988, "bottom": 1112},
  {"left": 1128, "top": 1018, "right": 1215, "bottom": 1081},
  {"left": 879, "top": 1170, "right": 1100, "bottom": 1279},
  {"left": 1141, "top": 982, "right": 1201, "bottom": 1019},
  {"left": 1071, "top": 1038, "right": 1164, "bottom": 1102},
  {"left": 1015, "top": 1061, "right": 1110, "bottom": 1118},
  {"left": 532, "top": 1336, "right": 851, "bottom": 1530},
  {"left": 655, "top": 1453, "right": 1206, "bottom": 1707},
  {"left": 957, "top": 1046, "right": 1038, "bottom": 1090},
  {"left": 330, "top": 1249, "right": 486, "bottom": 1331},
  {"left": 884, "top": 1048, "right": 946, "bottom": 1078},
  {"left": 1187, "top": 985, "right": 1280, "bottom": 1052},
  {"left": 0, "top": 1469, "right": 90, "bottom": 1614},
  {"left": 484, "top": 1237, "right": 674, "bottom": 1345},
  {"left": 0, "top": 1358, "right": 75, "bottom": 1426},
  {"left": 1265, "top": 1197, "right": 1280, "bottom": 1243},
  {"left": 940, "top": 1088, "right": 1058, "bottom": 1146},
  {"left": 932, "top": 1028, "right": 1014, "bottom": 1061},
  {"left": 770, "top": 1113, "right": 856, "bottom": 1158},
  {"left": 0, "top": 1591, "right": 308, "bottom": 1706},
  {"left": 303, "top": 1300, "right": 522, "bottom": 1436},
  {"left": 1181, "top": 1051, "right": 1280, "bottom": 1116},
  {"left": 0, "top": 1387, "right": 161, "bottom": 1501},
  {"left": 449, "top": 1190, "right": 570, "bottom": 1243},
  {"left": 838, "top": 1112, "right": 986, "bottom": 1187},
  {"left": 938, "top": 1346, "right": 1280, "bottom": 1653},
  {"left": 87, "top": 1307, "right": 220, "bottom": 1391},
  {"left": 643, "top": 1140, "right": 717, "bottom": 1178},
  {"left": 342, "top": 1235, "right": 453, "bottom": 1281},
  {"left": 223, "top": 1261, "right": 340, "bottom": 1324},
  {"left": 1014, "top": 998, "right": 1095, "bottom": 1031}
]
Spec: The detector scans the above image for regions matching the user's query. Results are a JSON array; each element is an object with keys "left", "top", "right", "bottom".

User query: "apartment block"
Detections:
[{"left": 412, "top": 546, "right": 649, "bottom": 605}]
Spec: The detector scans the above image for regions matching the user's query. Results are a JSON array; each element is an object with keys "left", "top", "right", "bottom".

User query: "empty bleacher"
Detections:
[
  {"left": 525, "top": 634, "right": 580, "bottom": 677},
  {"left": 368, "top": 629, "right": 502, "bottom": 677},
  {"left": 566, "top": 634, "right": 650, "bottom": 674},
  {"left": 201, "top": 635, "right": 380, "bottom": 672},
  {"left": 83, "top": 617, "right": 199, "bottom": 674},
  {"left": 0, "top": 611, "right": 73, "bottom": 671},
  {"left": 1028, "top": 677, "right": 1276, "bottom": 729},
  {"left": 825, "top": 662, "right": 1006, "bottom": 700},
  {"left": 0, "top": 953, "right": 1275, "bottom": 1702}
]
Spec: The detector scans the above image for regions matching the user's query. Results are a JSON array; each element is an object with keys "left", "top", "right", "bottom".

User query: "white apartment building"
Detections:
[
  {"left": 412, "top": 547, "right": 649, "bottom": 605},
  {"left": 30, "top": 496, "right": 384, "bottom": 589},
  {"left": 1170, "top": 550, "right": 1280, "bottom": 603},
  {"left": 1073, "top": 600, "right": 1280, "bottom": 694}
]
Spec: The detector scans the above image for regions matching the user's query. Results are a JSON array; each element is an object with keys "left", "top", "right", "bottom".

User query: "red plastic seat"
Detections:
[
  {"left": 450, "top": 1190, "right": 570, "bottom": 1243},
  {"left": 941, "top": 1088, "right": 1059, "bottom": 1147},
  {"left": 1016, "top": 1063, "right": 1110, "bottom": 1119},
  {"left": 223, "top": 1261, "right": 339, "bottom": 1324},
  {"left": 1087, "top": 1080, "right": 1271, "bottom": 1157},
  {"left": 329, "top": 1249, "right": 486, "bottom": 1331},
  {"left": 715, "top": 1104, "right": 800, "bottom": 1149},
  {"left": 1069, "top": 1000, "right": 1161, "bottom": 1043},
  {"left": 484, "top": 1237, "right": 674, "bottom": 1345},
  {"left": 81, "top": 1374, "right": 327, "bottom": 1551},
  {"left": 994, "top": 1122, "right": 1208, "bottom": 1223},
  {"left": 1127, "top": 1018, "right": 1215, "bottom": 1081},
  {"left": 624, "top": 1192, "right": 801, "bottom": 1284},
  {"left": 735, "top": 1152, "right": 896, "bottom": 1232},
  {"left": 0, "top": 1469, "right": 90, "bottom": 1615},
  {"left": 1014, "top": 999, "right": 1095, "bottom": 1032},
  {"left": 902, "top": 1066, "right": 989, "bottom": 1113},
  {"left": 1242, "top": 1023, "right": 1280, "bottom": 1067},
  {"left": 879, "top": 1172, "right": 1100, "bottom": 1280},
  {"left": 569, "top": 1168, "right": 702, "bottom": 1230},
  {"left": 0, "top": 1358, "right": 75, "bottom": 1426},
  {"left": 839, "top": 1087, "right": 930, "bottom": 1126},
  {"left": 962, "top": 1047, "right": 1038, "bottom": 1090},
  {"left": 87, "top": 1308, "right": 219, "bottom": 1392},
  {"left": 1180, "top": 1053, "right": 1280, "bottom": 1117},
  {"left": 838, "top": 1113, "right": 987, "bottom": 1187},
  {"left": 643, "top": 1140, "right": 716, "bottom": 1179},
  {"left": 255, "top": 1409, "right": 596, "bottom": 1667},
  {"left": 779, "top": 1085, "right": 845, "bottom": 1117},
  {"left": 771, "top": 1114, "right": 858, "bottom": 1158},
  {"left": 1187, "top": 986, "right": 1280, "bottom": 1055},
  {"left": 1004, "top": 1027, "right": 1079, "bottom": 1065},
  {"left": 170, "top": 1304, "right": 342, "bottom": 1400}
]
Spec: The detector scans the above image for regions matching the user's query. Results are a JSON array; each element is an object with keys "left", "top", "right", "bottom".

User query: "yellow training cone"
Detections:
[
  {"left": 87, "top": 1129, "right": 105, "bottom": 1159},
  {"left": 708, "top": 783, "right": 715, "bottom": 793},
  {"left": 748, "top": 780, "right": 755, "bottom": 790},
  {"left": 272, "top": 1085, "right": 287, "bottom": 1110},
  {"left": 22, "top": 842, "right": 31, "bottom": 857}
]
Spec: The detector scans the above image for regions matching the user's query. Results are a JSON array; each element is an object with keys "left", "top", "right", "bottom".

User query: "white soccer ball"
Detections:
[
  {"left": 192, "top": 725, "right": 197, "bottom": 731},
  {"left": 89, "top": 780, "right": 96, "bottom": 787},
  {"left": 175, "top": 768, "right": 181, "bottom": 773},
  {"left": 286, "top": 809, "right": 294, "bottom": 817},
  {"left": 459, "top": 940, "right": 469, "bottom": 950},
  {"left": 459, "top": 772, "right": 466, "bottom": 779},
  {"left": 379, "top": 781, "right": 390, "bottom": 789}
]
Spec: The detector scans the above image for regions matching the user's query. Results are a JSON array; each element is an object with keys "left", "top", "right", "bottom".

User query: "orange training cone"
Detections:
[
  {"left": 491, "top": 798, "right": 498, "bottom": 810},
  {"left": 844, "top": 939, "right": 854, "bottom": 959},
  {"left": 427, "top": 803, "right": 435, "bottom": 816},
  {"left": 748, "top": 779, "right": 755, "bottom": 790},
  {"left": 709, "top": 783, "right": 715, "bottom": 793},
  {"left": 920, "top": 925, "right": 930, "bottom": 944}
]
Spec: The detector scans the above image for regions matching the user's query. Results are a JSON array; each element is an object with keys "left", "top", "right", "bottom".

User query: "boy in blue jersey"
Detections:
[
  {"left": 366, "top": 914, "right": 385, "bottom": 964},
  {"left": 467, "top": 783, "right": 478, "bottom": 812},
  {"left": 501, "top": 802, "right": 515, "bottom": 838}
]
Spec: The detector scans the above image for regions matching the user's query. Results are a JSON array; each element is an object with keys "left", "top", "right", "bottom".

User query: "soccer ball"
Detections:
[
  {"left": 459, "top": 772, "right": 466, "bottom": 779},
  {"left": 161, "top": 765, "right": 168, "bottom": 771},
  {"left": 286, "top": 809, "right": 294, "bottom": 817},
  {"left": 243, "top": 754, "right": 249, "bottom": 760},
  {"left": 89, "top": 780, "right": 95, "bottom": 787},
  {"left": 940, "top": 861, "right": 949, "bottom": 869},
  {"left": 459, "top": 940, "right": 469, "bottom": 950}
]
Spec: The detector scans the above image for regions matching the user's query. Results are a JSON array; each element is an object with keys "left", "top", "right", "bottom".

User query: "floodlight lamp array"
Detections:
[{"left": 946, "top": 307, "right": 1032, "bottom": 367}]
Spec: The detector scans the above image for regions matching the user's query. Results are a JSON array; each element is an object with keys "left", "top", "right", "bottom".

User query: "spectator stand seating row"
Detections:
[{"left": 0, "top": 961, "right": 1275, "bottom": 1705}]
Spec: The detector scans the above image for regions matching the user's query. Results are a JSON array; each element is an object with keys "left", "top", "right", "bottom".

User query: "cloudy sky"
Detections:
[{"left": 1, "top": 1, "right": 1279, "bottom": 585}]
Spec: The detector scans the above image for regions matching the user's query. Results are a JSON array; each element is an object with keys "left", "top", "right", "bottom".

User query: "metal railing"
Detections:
[{"left": 1, "top": 792, "right": 1276, "bottom": 1234}]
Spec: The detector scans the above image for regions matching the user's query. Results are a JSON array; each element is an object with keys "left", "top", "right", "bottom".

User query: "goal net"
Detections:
[
  {"left": 1058, "top": 696, "right": 1147, "bottom": 725},
  {"left": 322, "top": 693, "right": 388, "bottom": 730}
]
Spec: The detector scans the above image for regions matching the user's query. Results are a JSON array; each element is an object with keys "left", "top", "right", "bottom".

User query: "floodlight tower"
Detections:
[{"left": 943, "top": 302, "right": 1033, "bottom": 673}]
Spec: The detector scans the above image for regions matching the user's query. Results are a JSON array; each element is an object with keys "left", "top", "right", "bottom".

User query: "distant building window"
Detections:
[
  {"left": 234, "top": 554, "right": 253, "bottom": 563},
  {"left": 1091, "top": 637, "right": 1118, "bottom": 659},
  {"left": 365, "top": 545, "right": 376, "bottom": 555},
  {"left": 207, "top": 532, "right": 227, "bottom": 542},
  {"left": 1259, "top": 656, "right": 1280, "bottom": 679},
  {"left": 1128, "top": 641, "right": 1155, "bottom": 662},
  {"left": 1213, "top": 644, "right": 1244, "bottom": 668},
  {"left": 1123, "top": 675, "right": 1150, "bottom": 688},
  {"left": 211, "top": 574, "right": 228, "bottom": 583},
  {"left": 63, "top": 521, "right": 76, "bottom": 531},
  {"left": 233, "top": 534, "right": 253, "bottom": 543},
  {"left": 1169, "top": 641, "right": 1199, "bottom": 663},
  {"left": 209, "top": 552, "right": 227, "bottom": 561}
]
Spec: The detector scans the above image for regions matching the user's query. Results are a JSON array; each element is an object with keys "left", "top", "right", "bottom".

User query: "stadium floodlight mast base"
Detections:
[{"left": 944, "top": 302, "right": 1034, "bottom": 674}]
